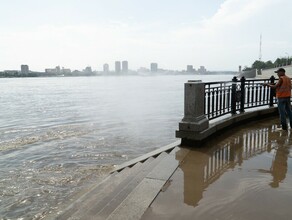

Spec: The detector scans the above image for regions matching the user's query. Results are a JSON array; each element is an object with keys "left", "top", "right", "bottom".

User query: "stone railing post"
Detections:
[
  {"left": 269, "top": 75, "right": 275, "bottom": 107},
  {"left": 231, "top": 76, "right": 237, "bottom": 115},
  {"left": 176, "top": 81, "right": 209, "bottom": 144},
  {"left": 240, "top": 76, "right": 246, "bottom": 113}
]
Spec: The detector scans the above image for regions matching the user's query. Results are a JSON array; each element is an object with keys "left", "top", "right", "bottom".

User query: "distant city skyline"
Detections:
[
  {"left": 0, "top": 0, "right": 292, "bottom": 71},
  {"left": 1, "top": 62, "right": 212, "bottom": 73}
]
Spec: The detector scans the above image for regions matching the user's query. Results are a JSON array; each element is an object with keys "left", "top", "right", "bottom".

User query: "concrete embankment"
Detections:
[
  {"left": 177, "top": 107, "right": 278, "bottom": 145},
  {"left": 49, "top": 141, "right": 188, "bottom": 220},
  {"left": 49, "top": 106, "right": 279, "bottom": 220},
  {"left": 237, "top": 65, "right": 292, "bottom": 79},
  {"left": 142, "top": 117, "right": 292, "bottom": 220},
  {"left": 257, "top": 65, "right": 292, "bottom": 78}
]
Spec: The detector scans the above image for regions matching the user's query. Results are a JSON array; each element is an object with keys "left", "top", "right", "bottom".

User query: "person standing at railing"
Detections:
[{"left": 264, "top": 68, "right": 292, "bottom": 130}]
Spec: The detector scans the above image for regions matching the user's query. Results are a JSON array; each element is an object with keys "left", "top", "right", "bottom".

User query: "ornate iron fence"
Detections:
[{"left": 205, "top": 76, "right": 277, "bottom": 120}]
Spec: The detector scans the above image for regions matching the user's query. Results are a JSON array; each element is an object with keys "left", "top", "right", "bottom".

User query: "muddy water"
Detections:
[
  {"left": 142, "top": 118, "right": 292, "bottom": 220},
  {"left": 1, "top": 75, "right": 234, "bottom": 219}
]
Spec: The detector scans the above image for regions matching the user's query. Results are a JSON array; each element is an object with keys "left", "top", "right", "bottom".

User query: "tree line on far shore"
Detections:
[{"left": 244, "top": 57, "right": 292, "bottom": 71}]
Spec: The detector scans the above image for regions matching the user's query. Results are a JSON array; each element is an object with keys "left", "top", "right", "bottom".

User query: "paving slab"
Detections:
[
  {"left": 112, "top": 141, "right": 181, "bottom": 172},
  {"left": 56, "top": 162, "right": 144, "bottom": 219},
  {"left": 147, "top": 147, "right": 188, "bottom": 181},
  {"left": 106, "top": 178, "right": 165, "bottom": 220},
  {"left": 53, "top": 143, "right": 187, "bottom": 220},
  {"left": 88, "top": 153, "right": 169, "bottom": 219}
]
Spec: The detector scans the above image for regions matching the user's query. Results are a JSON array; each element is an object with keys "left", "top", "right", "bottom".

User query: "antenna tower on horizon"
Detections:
[{"left": 259, "top": 34, "right": 262, "bottom": 61}]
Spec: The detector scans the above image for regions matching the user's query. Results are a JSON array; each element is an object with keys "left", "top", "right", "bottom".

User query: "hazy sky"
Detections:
[{"left": 1, "top": 0, "right": 292, "bottom": 71}]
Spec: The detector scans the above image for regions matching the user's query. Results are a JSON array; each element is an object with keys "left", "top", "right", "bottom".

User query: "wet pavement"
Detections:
[{"left": 141, "top": 117, "right": 292, "bottom": 220}]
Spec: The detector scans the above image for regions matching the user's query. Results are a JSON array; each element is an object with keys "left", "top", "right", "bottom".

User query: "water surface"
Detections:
[
  {"left": 142, "top": 118, "right": 292, "bottom": 220},
  {"left": 0, "top": 75, "right": 232, "bottom": 219}
]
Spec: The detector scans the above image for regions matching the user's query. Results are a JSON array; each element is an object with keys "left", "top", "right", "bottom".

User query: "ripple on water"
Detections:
[
  {"left": 194, "top": 174, "right": 271, "bottom": 217},
  {"left": 0, "top": 124, "right": 93, "bottom": 152},
  {"left": 0, "top": 162, "right": 114, "bottom": 219}
]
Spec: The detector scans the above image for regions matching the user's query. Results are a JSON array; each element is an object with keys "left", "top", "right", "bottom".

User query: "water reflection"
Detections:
[
  {"left": 177, "top": 124, "right": 291, "bottom": 207},
  {"left": 270, "top": 144, "right": 289, "bottom": 188},
  {"left": 259, "top": 131, "right": 290, "bottom": 188}
]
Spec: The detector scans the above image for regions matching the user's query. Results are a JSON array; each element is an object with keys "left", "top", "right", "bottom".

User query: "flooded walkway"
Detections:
[{"left": 142, "top": 117, "right": 292, "bottom": 220}]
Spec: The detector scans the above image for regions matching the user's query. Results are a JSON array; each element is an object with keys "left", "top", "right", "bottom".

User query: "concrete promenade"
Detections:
[
  {"left": 258, "top": 64, "right": 292, "bottom": 78},
  {"left": 141, "top": 117, "right": 292, "bottom": 220},
  {"left": 49, "top": 79, "right": 292, "bottom": 219},
  {"left": 50, "top": 114, "right": 292, "bottom": 220},
  {"left": 50, "top": 105, "right": 290, "bottom": 220}
]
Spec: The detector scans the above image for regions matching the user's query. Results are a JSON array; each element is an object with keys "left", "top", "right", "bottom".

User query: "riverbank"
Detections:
[
  {"left": 0, "top": 71, "right": 237, "bottom": 78},
  {"left": 50, "top": 114, "right": 292, "bottom": 220},
  {"left": 50, "top": 104, "right": 283, "bottom": 219},
  {"left": 257, "top": 64, "right": 292, "bottom": 78}
]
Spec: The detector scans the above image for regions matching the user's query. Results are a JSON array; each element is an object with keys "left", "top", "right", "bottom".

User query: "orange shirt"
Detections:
[{"left": 276, "top": 75, "right": 291, "bottom": 98}]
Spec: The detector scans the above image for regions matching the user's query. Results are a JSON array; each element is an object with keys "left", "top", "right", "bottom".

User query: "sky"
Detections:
[{"left": 0, "top": 0, "right": 292, "bottom": 72}]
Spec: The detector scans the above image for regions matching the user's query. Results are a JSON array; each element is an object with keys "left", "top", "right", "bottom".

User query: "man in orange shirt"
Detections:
[{"left": 265, "top": 68, "right": 292, "bottom": 130}]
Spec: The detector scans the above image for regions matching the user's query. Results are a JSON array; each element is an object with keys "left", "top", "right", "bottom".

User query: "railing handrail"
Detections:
[
  {"left": 176, "top": 77, "right": 281, "bottom": 144},
  {"left": 204, "top": 78, "right": 276, "bottom": 86},
  {"left": 204, "top": 76, "right": 279, "bottom": 120}
]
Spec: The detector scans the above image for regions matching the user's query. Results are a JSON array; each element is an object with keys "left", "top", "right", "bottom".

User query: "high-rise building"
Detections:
[
  {"left": 115, "top": 61, "right": 121, "bottom": 73},
  {"left": 198, "top": 66, "right": 207, "bottom": 74},
  {"left": 187, "top": 65, "right": 194, "bottom": 73},
  {"left": 21, "top": 65, "right": 29, "bottom": 75},
  {"left": 103, "top": 63, "right": 109, "bottom": 73},
  {"left": 84, "top": 66, "right": 92, "bottom": 73},
  {"left": 56, "top": 66, "right": 61, "bottom": 74},
  {"left": 61, "top": 67, "right": 71, "bottom": 74},
  {"left": 122, "top": 61, "right": 128, "bottom": 72},
  {"left": 150, "top": 63, "right": 158, "bottom": 72},
  {"left": 45, "top": 66, "right": 63, "bottom": 74}
]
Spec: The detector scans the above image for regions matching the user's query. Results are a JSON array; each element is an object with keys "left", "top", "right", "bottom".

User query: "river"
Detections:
[{"left": 0, "top": 74, "right": 232, "bottom": 219}]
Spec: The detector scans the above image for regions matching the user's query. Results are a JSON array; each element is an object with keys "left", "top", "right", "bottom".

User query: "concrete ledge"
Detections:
[
  {"left": 111, "top": 140, "right": 181, "bottom": 173},
  {"left": 176, "top": 107, "right": 278, "bottom": 146},
  {"left": 106, "top": 147, "right": 190, "bottom": 220},
  {"left": 106, "top": 178, "right": 165, "bottom": 220},
  {"left": 146, "top": 154, "right": 181, "bottom": 181}
]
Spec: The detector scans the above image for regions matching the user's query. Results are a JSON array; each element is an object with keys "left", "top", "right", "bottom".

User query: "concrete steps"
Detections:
[{"left": 54, "top": 145, "right": 189, "bottom": 220}]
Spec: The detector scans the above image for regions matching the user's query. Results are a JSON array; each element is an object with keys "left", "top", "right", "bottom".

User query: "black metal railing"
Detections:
[{"left": 205, "top": 76, "right": 277, "bottom": 120}]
